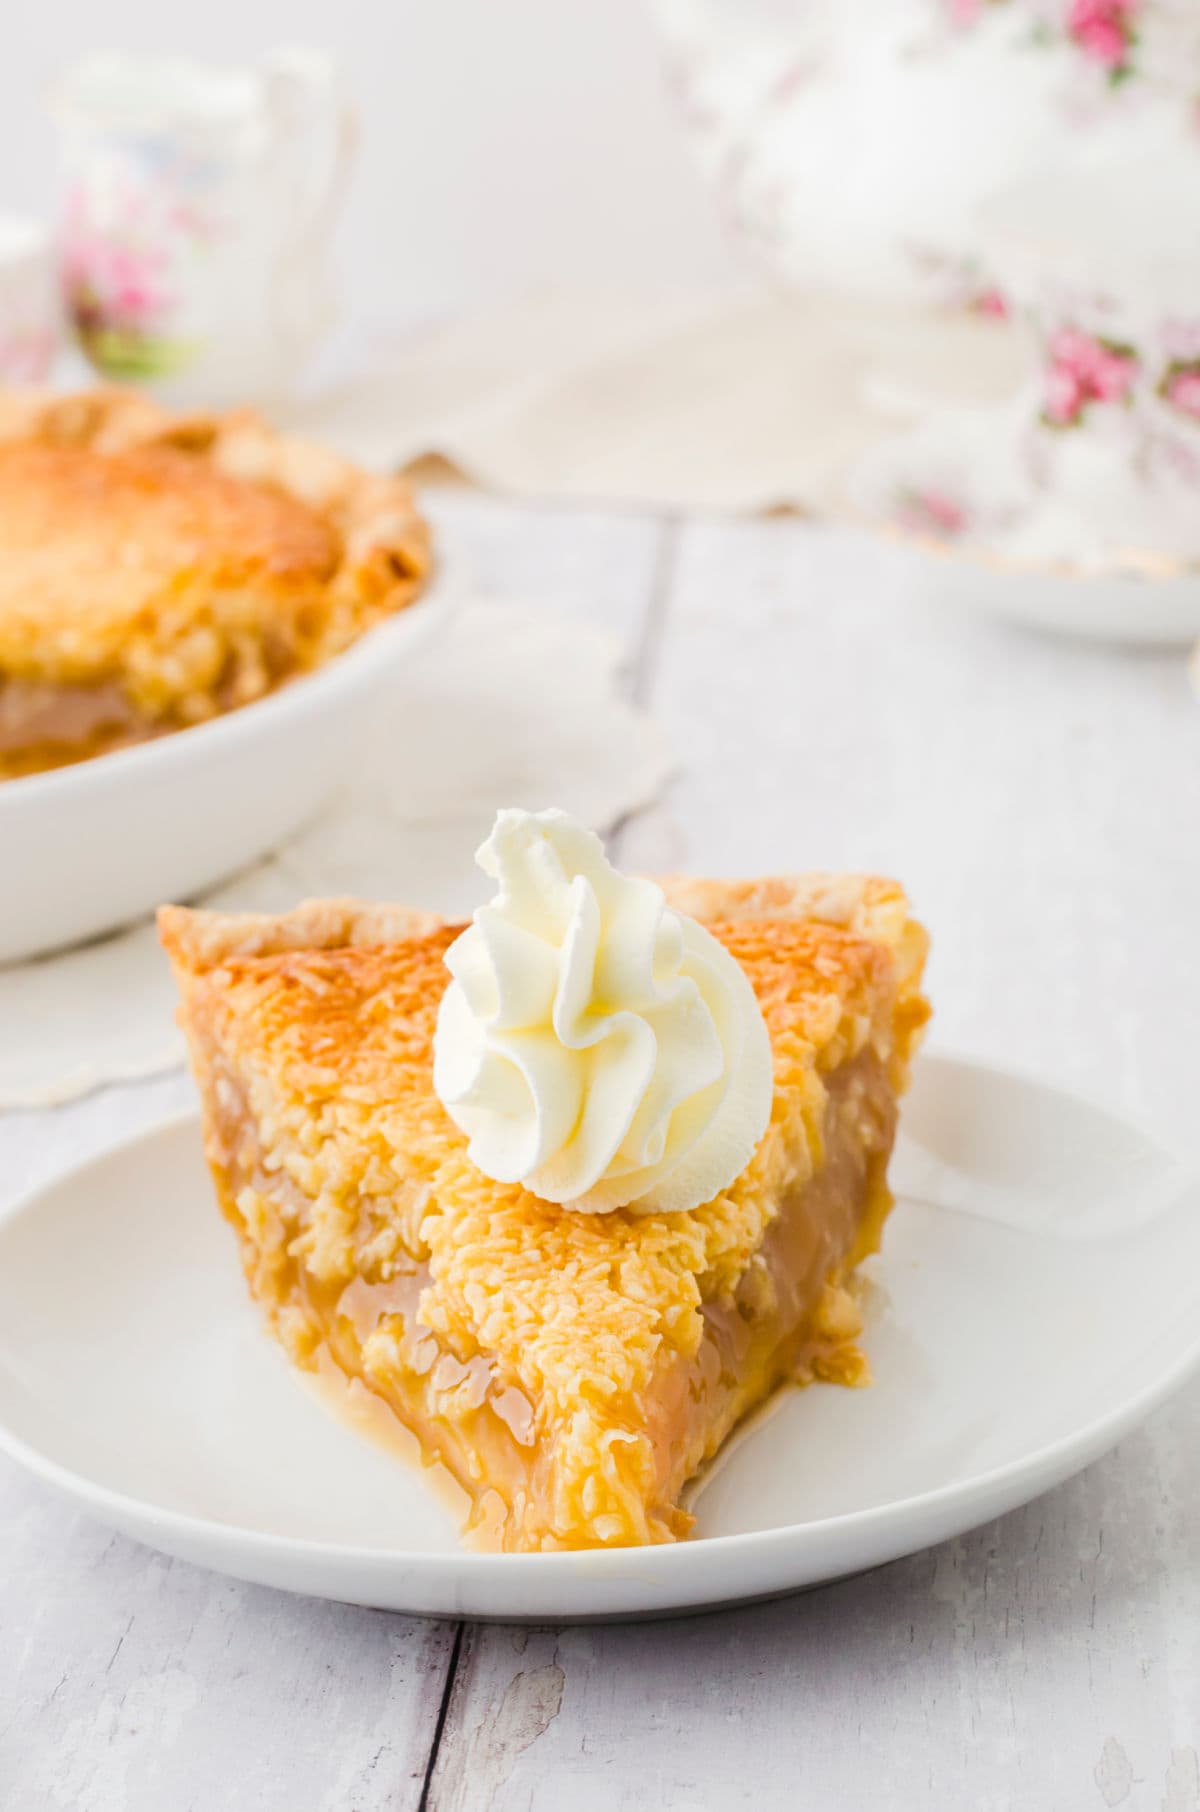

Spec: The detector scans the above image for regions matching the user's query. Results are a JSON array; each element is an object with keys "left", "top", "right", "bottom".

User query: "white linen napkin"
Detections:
[{"left": 279, "top": 289, "right": 1027, "bottom": 515}]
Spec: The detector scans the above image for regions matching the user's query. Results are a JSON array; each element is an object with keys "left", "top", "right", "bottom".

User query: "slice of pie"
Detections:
[
  {"left": 0, "top": 389, "right": 430, "bottom": 779},
  {"left": 161, "top": 875, "right": 929, "bottom": 1552}
]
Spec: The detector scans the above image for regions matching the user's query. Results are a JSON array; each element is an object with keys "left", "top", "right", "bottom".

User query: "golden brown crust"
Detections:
[
  {"left": 160, "top": 874, "right": 917, "bottom": 964},
  {"left": 660, "top": 871, "right": 905, "bottom": 931},
  {"left": 161, "top": 877, "right": 930, "bottom": 1094},
  {"left": 158, "top": 899, "right": 446, "bottom": 971},
  {"left": 161, "top": 875, "right": 930, "bottom": 1548},
  {"left": 0, "top": 388, "right": 432, "bottom": 777},
  {"left": 0, "top": 439, "right": 340, "bottom": 615}
]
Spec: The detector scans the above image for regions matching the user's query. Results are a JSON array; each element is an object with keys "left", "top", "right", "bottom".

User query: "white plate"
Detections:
[
  {"left": 848, "top": 395, "right": 1200, "bottom": 646},
  {"left": 912, "top": 544, "right": 1200, "bottom": 647},
  {"left": 0, "top": 565, "right": 456, "bottom": 965},
  {"left": 1, "top": 1054, "right": 1196, "bottom": 1622}
]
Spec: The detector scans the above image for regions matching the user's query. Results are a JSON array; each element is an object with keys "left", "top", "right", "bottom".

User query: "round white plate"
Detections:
[
  {"left": 0, "top": 562, "right": 458, "bottom": 966},
  {"left": 912, "top": 544, "right": 1200, "bottom": 647},
  {"left": 0, "top": 1054, "right": 1196, "bottom": 1622},
  {"left": 848, "top": 395, "right": 1200, "bottom": 646}
]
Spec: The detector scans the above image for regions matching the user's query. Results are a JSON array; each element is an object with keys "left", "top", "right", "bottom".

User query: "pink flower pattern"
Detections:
[
  {"left": 942, "top": 0, "right": 1140, "bottom": 79},
  {"left": 1042, "top": 326, "right": 1138, "bottom": 427},
  {"left": 896, "top": 488, "right": 969, "bottom": 539},
  {"left": 908, "top": 242, "right": 1011, "bottom": 320},
  {"left": 63, "top": 232, "right": 174, "bottom": 338},
  {"left": 1066, "top": 0, "right": 1138, "bottom": 75},
  {"left": 1160, "top": 361, "right": 1200, "bottom": 420},
  {"left": 970, "top": 287, "right": 1010, "bottom": 320},
  {"left": 59, "top": 173, "right": 210, "bottom": 379},
  {"left": 944, "top": 0, "right": 1019, "bottom": 22}
]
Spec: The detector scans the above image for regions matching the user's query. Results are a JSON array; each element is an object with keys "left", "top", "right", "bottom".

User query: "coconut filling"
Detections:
[
  {"left": 0, "top": 677, "right": 142, "bottom": 757},
  {"left": 0, "top": 612, "right": 310, "bottom": 776},
  {"left": 205, "top": 1047, "right": 896, "bottom": 1552}
]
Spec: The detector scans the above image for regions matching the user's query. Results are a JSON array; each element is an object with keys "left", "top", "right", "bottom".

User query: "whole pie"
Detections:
[
  {"left": 0, "top": 389, "right": 431, "bottom": 780},
  {"left": 162, "top": 872, "right": 929, "bottom": 1552}
]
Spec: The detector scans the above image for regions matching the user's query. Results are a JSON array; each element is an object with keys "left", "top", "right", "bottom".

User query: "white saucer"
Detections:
[
  {"left": 1, "top": 1054, "right": 1196, "bottom": 1622},
  {"left": 907, "top": 540, "right": 1200, "bottom": 646},
  {"left": 849, "top": 400, "right": 1200, "bottom": 646}
]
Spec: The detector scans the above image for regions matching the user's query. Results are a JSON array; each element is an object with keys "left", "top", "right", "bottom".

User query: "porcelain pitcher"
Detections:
[{"left": 52, "top": 49, "right": 355, "bottom": 406}]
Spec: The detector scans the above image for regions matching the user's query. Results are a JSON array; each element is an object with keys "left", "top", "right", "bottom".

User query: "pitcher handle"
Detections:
[{"left": 265, "top": 47, "right": 358, "bottom": 361}]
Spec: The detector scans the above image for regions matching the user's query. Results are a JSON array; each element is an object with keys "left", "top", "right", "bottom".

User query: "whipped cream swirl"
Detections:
[{"left": 433, "top": 809, "right": 772, "bottom": 1215}]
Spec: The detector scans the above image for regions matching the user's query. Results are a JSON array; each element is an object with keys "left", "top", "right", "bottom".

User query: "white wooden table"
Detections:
[{"left": 4, "top": 492, "right": 1199, "bottom": 1811}]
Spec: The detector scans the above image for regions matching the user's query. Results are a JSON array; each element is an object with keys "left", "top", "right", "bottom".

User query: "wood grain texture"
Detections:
[
  {"left": 624, "top": 517, "right": 1200, "bottom": 1155},
  {"left": 431, "top": 1396, "right": 1200, "bottom": 1812},
  {"left": 424, "top": 489, "right": 662, "bottom": 649},
  {"left": 1, "top": 1463, "right": 459, "bottom": 1812},
  {"left": 4, "top": 501, "right": 1200, "bottom": 1811}
]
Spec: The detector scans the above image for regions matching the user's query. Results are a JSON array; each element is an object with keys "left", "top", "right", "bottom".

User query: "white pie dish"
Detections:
[
  {"left": 0, "top": 562, "right": 456, "bottom": 965},
  {"left": 0, "top": 1053, "right": 1195, "bottom": 1622}
]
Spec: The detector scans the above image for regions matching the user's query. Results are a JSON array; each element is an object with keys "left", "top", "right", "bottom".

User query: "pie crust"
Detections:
[
  {"left": 0, "top": 389, "right": 431, "bottom": 779},
  {"left": 161, "top": 875, "right": 930, "bottom": 1552}
]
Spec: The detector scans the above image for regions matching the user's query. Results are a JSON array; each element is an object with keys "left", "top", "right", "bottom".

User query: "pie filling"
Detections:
[
  {"left": 0, "top": 390, "right": 433, "bottom": 782},
  {"left": 0, "top": 630, "right": 306, "bottom": 778},
  {"left": 205, "top": 1050, "right": 896, "bottom": 1551}
]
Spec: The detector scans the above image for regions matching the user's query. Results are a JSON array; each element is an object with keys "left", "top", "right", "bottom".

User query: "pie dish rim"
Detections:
[
  {"left": 0, "top": 554, "right": 458, "bottom": 965},
  {"left": 0, "top": 556, "right": 448, "bottom": 805},
  {"left": 0, "top": 385, "right": 433, "bottom": 782}
]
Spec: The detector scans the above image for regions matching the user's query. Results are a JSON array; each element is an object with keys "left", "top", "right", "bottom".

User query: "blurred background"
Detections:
[
  {"left": 0, "top": 0, "right": 742, "bottom": 323},
  {"left": 5, "top": 0, "right": 1200, "bottom": 974},
  {"left": 10, "top": 0, "right": 1200, "bottom": 643}
]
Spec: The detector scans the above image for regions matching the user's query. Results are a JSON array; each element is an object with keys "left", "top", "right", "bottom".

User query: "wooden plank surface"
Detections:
[
  {"left": 427, "top": 1402, "right": 1200, "bottom": 1812},
  {"left": 4, "top": 497, "right": 1200, "bottom": 1810}
]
